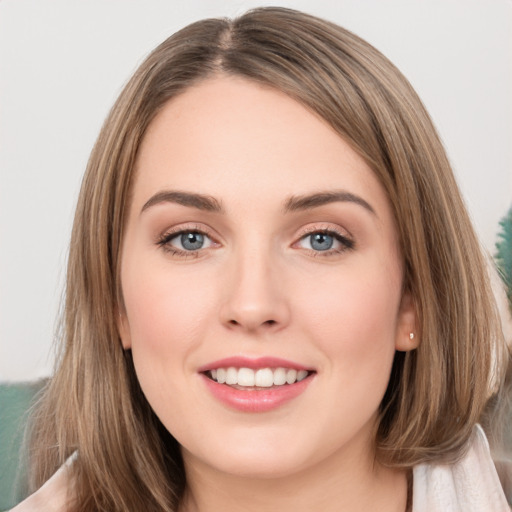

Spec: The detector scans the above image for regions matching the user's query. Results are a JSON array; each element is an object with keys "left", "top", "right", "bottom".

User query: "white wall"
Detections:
[{"left": 1, "top": 0, "right": 511, "bottom": 381}]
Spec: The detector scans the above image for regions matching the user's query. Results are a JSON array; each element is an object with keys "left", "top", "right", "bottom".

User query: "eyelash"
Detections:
[
  {"left": 156, "top": 224, "right": 216, "bottom": 258},
  {"left": 296, "top": 227, "right": 355, "bottom": 257},
  {"left": 156, "top": 225, "right": 355, "bottom": 258}
]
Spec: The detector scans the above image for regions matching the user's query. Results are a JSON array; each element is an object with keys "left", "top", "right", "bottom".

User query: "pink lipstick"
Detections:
[{"left": 198, "top": 356, "right": 315, "bottom": 412}]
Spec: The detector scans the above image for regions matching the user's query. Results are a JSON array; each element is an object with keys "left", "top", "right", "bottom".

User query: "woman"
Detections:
[{"left": 13, "top": 7, "right": 510, "bottom": 511}]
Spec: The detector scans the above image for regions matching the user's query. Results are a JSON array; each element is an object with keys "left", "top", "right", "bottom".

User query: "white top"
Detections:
[
  {"left": 10, "top": 425, "right": 510, "bottom": 511},
  {"left": 413, "top": 425, "right": 510, "bottom": 511},
  {"left": 10, "top": 457, "right": 71, "bottom": 512}
]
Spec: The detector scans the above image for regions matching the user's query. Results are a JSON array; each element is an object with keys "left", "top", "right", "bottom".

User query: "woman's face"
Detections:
[{"left": 118, "top": 76, "right": 417, "bottom": 479}]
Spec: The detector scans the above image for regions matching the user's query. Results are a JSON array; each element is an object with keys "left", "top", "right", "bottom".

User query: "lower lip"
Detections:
[{"left": 201, "top": 374, "right": 313, "bottom": 412}]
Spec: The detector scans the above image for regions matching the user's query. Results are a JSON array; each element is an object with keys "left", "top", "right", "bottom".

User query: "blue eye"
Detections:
[
  {"left": 159, "top": 230, "right": 214, "bottom": 254},
  {"left": 179, "top": 232, "right": 205, "bottom": 250},
  {"left": 309, "top": 233, "right": 334, "bottom": 251},
  {"left": 297, "top": 230, "right": 354, "bottom": 254}
]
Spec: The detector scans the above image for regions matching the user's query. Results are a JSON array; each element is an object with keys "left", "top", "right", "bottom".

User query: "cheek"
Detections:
[
  {"left": 121, "top": 260, "right": 216, "bottom": 366},
  {"left": 296, "top": 257, "right": 402, "bottom": 368},
  {"left": 121, "top": 261, "right": 220, "bottom": 429}
]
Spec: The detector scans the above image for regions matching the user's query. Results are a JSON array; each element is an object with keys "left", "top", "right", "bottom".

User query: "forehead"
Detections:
[{"left": 132, "top": 76, "right": 390, "bottom": 219}]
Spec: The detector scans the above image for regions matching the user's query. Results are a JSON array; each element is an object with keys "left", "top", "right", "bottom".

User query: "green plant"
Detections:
[{"left": 495, "top": 205, "right": 512, "bottom": 313}]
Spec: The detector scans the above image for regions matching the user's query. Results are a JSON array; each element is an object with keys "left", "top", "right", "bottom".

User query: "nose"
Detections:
[{"left": 219, "top": 244, "right": 291, "bottom": 333}]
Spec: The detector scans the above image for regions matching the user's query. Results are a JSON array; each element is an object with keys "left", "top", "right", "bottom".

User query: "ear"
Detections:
[
  {"left": 395, "top": 291, "right": 419, "bottom": 352},
  {"left": 116, "top": 307, "right": 132, "bottom": 350}
]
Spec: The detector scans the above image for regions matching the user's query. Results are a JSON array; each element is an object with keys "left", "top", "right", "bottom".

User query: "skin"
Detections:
[{"left": 118, "top": 76, "right": 418, "bottom": 512}]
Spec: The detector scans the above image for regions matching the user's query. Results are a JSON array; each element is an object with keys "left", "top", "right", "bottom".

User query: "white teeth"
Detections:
[
  {"left": 208, "top": 366, "right": 310, "bottom": 387},
  {"left": 226, "top": 367, "right": 238, "bottom": 385},
  {"left": 255, "top": 368, "right": 274, "bottom": 387},
  {"left": 286, "top": 369, "right": 297, "bottom": 384},
  {"left": 273, "top": 367, "right": 287, "bottom": 386},
  {"left": 216, "top": 368, "right": 226, "bottom": 384},
  {"left": 297, "top": 370, "right": 308, "bottom": 382},
  {"left": 238, "top": 367, "right": 255, "bottom": 386}
]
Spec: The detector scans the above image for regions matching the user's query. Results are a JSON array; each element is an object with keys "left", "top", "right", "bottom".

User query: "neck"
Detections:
[{"left": 179, "top": 439, "right": 408, "bottom": 512}]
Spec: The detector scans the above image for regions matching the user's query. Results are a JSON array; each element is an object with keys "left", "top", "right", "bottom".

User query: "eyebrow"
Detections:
[
  {"left": 140, "top": 189, "right": 375, "bottom": 216},
  {"left": 284, "top": 190, "right": 376, "bottom": 215},
  {"left": 141, "top": 190, "right": 224, "bottom": 214}
]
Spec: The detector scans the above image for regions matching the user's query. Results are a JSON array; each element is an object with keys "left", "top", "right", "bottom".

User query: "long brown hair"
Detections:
[{"left": 28, "top": 7, "right": 508, "bottom": 511}]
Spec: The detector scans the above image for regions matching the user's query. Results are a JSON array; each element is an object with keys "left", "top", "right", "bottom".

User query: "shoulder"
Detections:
[
  {"left": 9, "top": 458, "right": 73, "bottom": 512},
  {"left": 412, "top": 425, "right": 510, "bottom": 511}
]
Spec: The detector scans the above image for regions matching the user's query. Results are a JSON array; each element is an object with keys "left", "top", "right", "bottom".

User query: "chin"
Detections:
[
  {"left": 200, "top": 451, "right": 312, "bottom": 480},
  {"left": 179, "top": 426, "right": 334, "bottom": 481}
]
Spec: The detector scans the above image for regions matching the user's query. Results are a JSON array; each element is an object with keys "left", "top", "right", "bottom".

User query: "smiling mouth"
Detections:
[{"left": 204, "top": 367, "right": 313, "bottom": 388}]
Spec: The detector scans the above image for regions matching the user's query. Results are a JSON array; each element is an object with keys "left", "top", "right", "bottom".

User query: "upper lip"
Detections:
[{"left": 197, "top": 356, "right": 313, "bottom": 372}]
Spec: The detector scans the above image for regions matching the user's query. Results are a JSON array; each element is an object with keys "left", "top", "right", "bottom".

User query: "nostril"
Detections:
[{"left": 226, "top": 318, "right": 277, "bottom": 329}]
